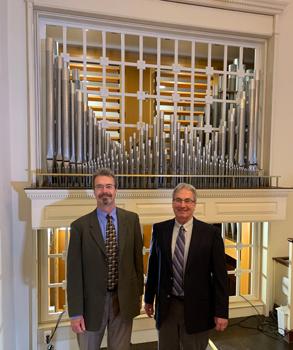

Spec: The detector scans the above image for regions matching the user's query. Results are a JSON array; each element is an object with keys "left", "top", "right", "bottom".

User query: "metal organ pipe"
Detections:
[
  {"left": 248, "top": 78, "right": 256, "bottom": 165},
  {"left": 238, "top": 92, "right": 246, "bottom": 167},
  {"left": 56, "top": 55, "right": 63, "bottom": 165},
  {"left": 62, "top": 60, "right": 70, "bottom": 163},
  {"left": 228, "top": 107, "right": 236, "bottom": 164},
  {"left": 70, "top": 81, "right": 76, "bottom": 166},
  {"left": 45, "top": 38, "right": 54, "bottom": 169},
  {"left": 253, "top": 71, "right": 260, "bottom": 166},
  {"left": 76, "top": 89, "right": 83, "bottom": 165},
  {"left": 43, "top": 38, "right": 264, "bottom": 189}
]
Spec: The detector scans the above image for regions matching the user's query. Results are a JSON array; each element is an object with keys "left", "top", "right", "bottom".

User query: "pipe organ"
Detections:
[{"left": 42, "top": 38, "right": 271, "bottom": 189}]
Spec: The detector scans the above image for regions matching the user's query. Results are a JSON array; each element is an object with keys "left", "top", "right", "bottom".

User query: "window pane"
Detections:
[
  {"left": 125, "top": 34, "right": 139, "bottom": 63},
  {"left": 212, "top": 44, "right": 225, "bottom": 71},
  {"left": 67, "top": 27, "right": 83, "bottom": 59},
  {"left": 240, "top": 272, "right": 252, "bottom": 295},
  {"left": 194, "top": 42, "right": 208, "bottom": 68},
  {"left": 178, "top": 40, "right": 191, "bottom": 68},
  {"left": 86, "top": 29, "right": 102, "bottom": 59},
  {"left": 48, "top": 257, "right": 65, "bottom": 284},
  {"left": 49, "top": 287, "right": 66, "bottom": 314},
  {"left": 143, "top": 37, "right": 157, "bottom": 65},
  {"left": 243, "top": 47, "right": 255, "bottom": 71},
  {"left": 107, "top": 32, "right": 121, "bottom": 60},
  {"left": 46, "top": 24, "right": 63, "bottom": 42},
  {"left": 161, "top": 38, "right": 174, "bottom": 67}
]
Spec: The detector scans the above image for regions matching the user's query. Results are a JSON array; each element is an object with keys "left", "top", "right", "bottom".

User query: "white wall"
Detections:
[
  {"left": 0, "top": 0, "right": 31, "bottom": 349},
  {"left": 271, "top": 0, "right": 293, "bottom": 187},
  {"left": 0, "top": 0, "right": 15, "bottom": 349},
  {"left": 267, "top": 0, "right": 293, "bottom": 311},
  {"left": 1, "top": 1, "right": 293, "bottom": 349}
]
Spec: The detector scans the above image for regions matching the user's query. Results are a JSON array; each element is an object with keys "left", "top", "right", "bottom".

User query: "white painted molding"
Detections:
[
  {"left": 162, "top": 0, "right": 289, "bottom": 15},
  {"left": 31, "top": 0, "right": 275, "bottom": 37},
  {"left": 25, "top": 188, "right": 291, "bottom": 228},
  {"left": 25, "top": 188, "right": 290, "bottom": 199}
]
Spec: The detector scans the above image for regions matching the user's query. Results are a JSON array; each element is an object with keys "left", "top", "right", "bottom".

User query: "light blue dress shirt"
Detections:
[{"left": 96, "top": 207, "right": 119, "bottom": 242}]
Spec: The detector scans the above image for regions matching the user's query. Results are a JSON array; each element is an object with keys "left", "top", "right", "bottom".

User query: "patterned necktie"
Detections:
[
  {"left": 172, "top": 225, "right": 185, "bottom": 296},
  {"left": 106, "top": 214, "right": 118, "bottom": 290}
]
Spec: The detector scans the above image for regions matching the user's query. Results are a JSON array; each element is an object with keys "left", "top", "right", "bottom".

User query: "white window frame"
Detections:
[{"left": 38, "top": 221, "right": 262, "bottom": 323}]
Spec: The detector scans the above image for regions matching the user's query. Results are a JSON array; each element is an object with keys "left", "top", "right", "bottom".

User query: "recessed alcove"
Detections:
[{"left": 25, "top": 187, "right": 290, "bottom": 347}]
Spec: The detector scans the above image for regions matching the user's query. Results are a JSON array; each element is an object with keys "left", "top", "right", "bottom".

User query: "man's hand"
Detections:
[
  {"left": 144, "top": 303, "right": 154, "bottom": 318},
  {"left": 214, "top": 317, "right": 228, "bottom": 331},
  {"left": 70, "top": 316, "right": 86, "bottom": 334}
]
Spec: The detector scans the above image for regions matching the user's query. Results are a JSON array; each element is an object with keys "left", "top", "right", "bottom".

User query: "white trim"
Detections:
[
  {"left": 162, "top": 0, "right": 289, "bottom": 15},
  {"left": 25, "top": 187, "right": 291, "bottom": 200},
  {"left": 31, "top": 0, "right": 275, "bottom": 37},
  {"left": 25, "top": 188, "right": 290, "bottom": 228}
]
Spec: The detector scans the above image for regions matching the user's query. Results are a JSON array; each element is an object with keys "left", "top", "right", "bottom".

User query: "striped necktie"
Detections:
[
  {"left": 172, "top": 225, "right": 185, "bottom": 296},
  {"left": 106, "top": 214, "right": 118, "bottom": 290}
]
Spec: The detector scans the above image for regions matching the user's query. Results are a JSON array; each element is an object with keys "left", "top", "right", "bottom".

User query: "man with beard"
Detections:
[
  {"left": 144, "top": 183, "right": 228, "bottom": 350},
  {"left": 67, "top": 168, "right": 144, "bottom": 350}
]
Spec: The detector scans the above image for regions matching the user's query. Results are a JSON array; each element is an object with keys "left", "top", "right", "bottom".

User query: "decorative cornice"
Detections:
[
  {"left": 25, "top": 188, "right": 291, "bottom": 228},
  {"left": 162, "top": 0, "right": 289, "bottom": 15},
  {"left": 25, "top": 188, "right": 292, "bottom": 200}
]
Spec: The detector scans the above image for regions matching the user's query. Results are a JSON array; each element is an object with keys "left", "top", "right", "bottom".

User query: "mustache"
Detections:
[{"left": 98, "top": 193, "right": 112, "bottom": 199}]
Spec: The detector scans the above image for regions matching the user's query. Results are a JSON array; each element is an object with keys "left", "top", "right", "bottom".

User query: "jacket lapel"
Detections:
[
  {"left": 185, "top": 217, "right": 201, "bottom": 273},
  {"left": 164, "top": 219, "right": 175, "bottom": 266},
  {"left": 89, "top": 209, "right": 106, "bottom": 255},
  {"left": 116, "top": 207, "right": 127, "bottom": 262}
]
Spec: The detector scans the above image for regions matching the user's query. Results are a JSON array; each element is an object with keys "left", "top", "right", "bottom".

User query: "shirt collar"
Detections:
[
  {"left": 97, "top": 207, "right": 117, "bottom": 219},
  {"left": 174, "top": 217, "right": 193, "bottom": 231}
]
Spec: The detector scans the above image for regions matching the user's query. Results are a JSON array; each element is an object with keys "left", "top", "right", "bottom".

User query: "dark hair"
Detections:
[
  {"left": 172, "top": 183, "right": 197, "bottom": 202},
  {"left": 92, "top": 168, "right": 117, "bottom": 189}
]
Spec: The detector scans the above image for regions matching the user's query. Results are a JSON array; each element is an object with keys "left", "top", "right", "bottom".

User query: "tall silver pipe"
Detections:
[
  {"left": 145, "top": 124, "right": 149, "bottom": 166},
  {"left": 212, "top": 84, "right": 219, "bottom": 127},
  {"left": 248, "top": 78, "right": 256, "bottom": 165},
  {"left": 46, "top": 38, "right": 54, "bottom": 166},
  {"left": 72, "top": 68, "right": 80, "bottom": 88},
  {"left": 219, "top": 121, "right": 226, "bottom": 161},
  {"left": 253, "top": 71, "right": 260, "bottom": 166},
  {"left": 228, "top": 107, "right": 236, "bottom": 164},
  {"left": 227, "top": 63, "right": 237, "bottom": 93},
  {"left": 56, "top": 55, "right": 63, "bottom": 163},
  {"left": 76, "top": 89, "right": 83, "bottom": 164},
  {"left": 70, "top": 81, "right": 76, "bottom": 165},
  {"left": 62, "top": 60, "right": 70, "bottom": 162},
  {"left": 88, "top": 109, "right": 94, "bottom": 161},
  {"left": 93, "top": 118, "right": 97, "bottom": 160},
  {"left": 83, "top": 92, "right": 88, "bottom": 161},
  {"left": 238, "top": 91, "right": 246, "bottom": 167},
  {"left": 159, "top": 112, "right": 164, "bottom": 174},
  {"left": 97, "top": 123, "right": 102, "bottom": 158}
]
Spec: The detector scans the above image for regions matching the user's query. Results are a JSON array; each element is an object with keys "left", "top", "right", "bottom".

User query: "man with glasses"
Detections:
[
  {"left": 144, "top": 183, "right": 228, "bottom": 350},
  {"left": 67, "top": 168, "right": 144, "bottom": 350}
]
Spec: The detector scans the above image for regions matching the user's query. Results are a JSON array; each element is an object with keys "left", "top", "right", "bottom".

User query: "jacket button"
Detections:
[{"left": 167, "top": 294, "right": 170, "bottom": 298}]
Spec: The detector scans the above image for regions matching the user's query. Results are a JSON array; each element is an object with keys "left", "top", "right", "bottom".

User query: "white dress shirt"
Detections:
[{"left": 171, "top": 217, "right": 193, "bottom": 271}]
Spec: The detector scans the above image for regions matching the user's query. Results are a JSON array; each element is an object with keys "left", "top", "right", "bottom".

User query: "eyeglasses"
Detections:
[
  {"left": 173, "top": 198, "right": 195, "bottom": 204},
  {"left": 94, "top": 184, "right": 116, "bottom": 190}
]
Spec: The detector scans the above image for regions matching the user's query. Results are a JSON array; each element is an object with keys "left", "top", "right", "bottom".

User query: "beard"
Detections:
[{"left": 98, "top": 192, "right": 113, "bottom": 205}]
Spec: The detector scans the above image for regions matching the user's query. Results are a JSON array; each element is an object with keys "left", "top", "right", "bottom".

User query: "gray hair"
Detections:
[
  {"left": 92, "top": 168, "right": 117, "bottom": 189},
  {"left": 172, "top": 183, "right": 197, "bottom": 202}
]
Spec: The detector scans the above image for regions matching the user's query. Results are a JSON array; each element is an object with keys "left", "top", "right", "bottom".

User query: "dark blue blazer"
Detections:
[{"left": 144, "top": 217, "right": 229, "bottom": 334}]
